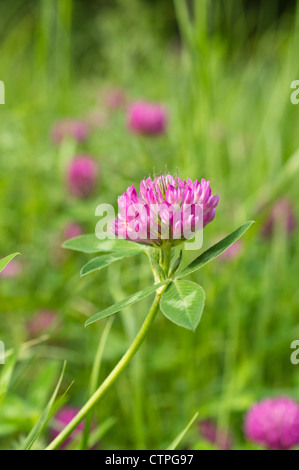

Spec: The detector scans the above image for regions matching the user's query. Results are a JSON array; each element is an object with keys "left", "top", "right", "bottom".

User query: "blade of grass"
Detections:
[
  {"left": 21, "top": 361, "right": 67, "bottom": 450},
  {"left": 81, "top": 317, "right": 114, "bottom": 450},
  {"left": 166, "top": 411, "right": 199, "bottom": 450},
  {"left": 0, "top": 347, "right": 19, "bottom": 409},
  {"left": 4, "top": 335, "right": 49, "bottom": 361},
  {"left": 0, "top": 253, "right": 20, "bottom": 273}
]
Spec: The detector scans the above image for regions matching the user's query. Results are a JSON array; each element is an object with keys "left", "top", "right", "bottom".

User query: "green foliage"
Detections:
[
  {"left": 63, "top": 235, "right": 143, "bottom": 254},
  {"left": 160, "top": 281, "right": 205, "bottom": 331},
  {"left": 167, "top": 411, "right": 199, "bottom": 450},
  {"left": 81, "top": 250, "right": 143, "bottom": 277},
  {"left": 20, "top": 362, "right": 67, "bottom": 450},
  {"left": 178, "top": 222, "right": 254, "bottom": 279},
  {"left": 85, "top": 281, "right": 168, "bottom": 327},
  {"left": 0, "top": 348, "right": 19, "bottom": 409}
]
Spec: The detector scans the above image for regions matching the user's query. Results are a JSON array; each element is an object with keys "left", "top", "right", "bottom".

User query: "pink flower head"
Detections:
[
  {"left": 26, "top": 310, "right": 57, "bottom": 337},
  {"left": 262, "top": 199, "right": 296, "bottom": 238},
  {"left": 50, "top": 406, "right": 85, "bottom": 449},
  {"left": 128, "top": 101, "right": 167, "bottom": 136},
  {"left": 112, "top": 175, "right": 219, "bottom": 247},
  {"left": 199, "top": 420, "right": 232, "bottom": 450},
  {"left": 64, "top": 222, "right": 84, "bottom": 240},
  {"left": 104, "top": 88, "right": 127, "bottom": 110},
  {"left": 51, "top": 119, "right": 90, "bottom": 144},
  {"left": 67, "top": 156, "right": 99, "bottom": 198},
  {"left": 0, "top": 258, "right": 22, "bottom": 278},
  {"left": 245, "top": 397, "right": 299, "bottom": 450}
]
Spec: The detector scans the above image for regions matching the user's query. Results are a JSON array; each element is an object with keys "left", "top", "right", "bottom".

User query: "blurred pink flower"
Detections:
[
  {"left": 219, "top": 240, "right": 243, "bottom": 261},
  {"left": 245, "top": 397, "right": 299, "bottom": 450},
  {"left": 64, "top": 223, "right": 84, "bottom": 240},
  {"left": 26, "top": 310, "right": 57, "bottom": 337},
  {"left": 127, "top": 101, "right": 167, "bottom": 136},
  {"left": 104, "top": 88, "right": 127, "bottom": 110},
  {"left": 112, "top": 175, "right": 219, "bottom": 247},
  {"left": 199, "top": 419, "right": 232, "bottom": 450},
  {"left": 0, "top": 258, "right": 22, "bottom": 278},
  {"left": 66, "top": 156, "right": 99, "bottom": 198},
  {"left": 262, "top": 198, "right": 296, "bottom": 238},
  {"left": 86, "top": 110, "right": 108, "bottom": 129},
  {"left": 50, "top": 406, "right": 85, "bottom": 449},
  {"left": 51, "top": 119, "right": 90, "bottom": 144}
]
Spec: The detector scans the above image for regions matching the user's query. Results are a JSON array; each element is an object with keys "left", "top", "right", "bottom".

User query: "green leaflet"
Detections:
[
  {"left": 63, "top": 234, "right": 143, "bottom": 254},
  {"left": 178, "top": 221, "right": 254, "bottom": 279},
  {"left": 85, "top": 281, "right": 169, "bottom": 327},
  {"left": 160, "top": 280, "right": 205, "bottom": 331},
  {"left": 80, "top": 250, "right": 142, "bottom": 277}
]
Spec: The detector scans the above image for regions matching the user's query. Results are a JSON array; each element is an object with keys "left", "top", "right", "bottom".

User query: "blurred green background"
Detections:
[{"left": 0, "top": 0, "right": 299, "bottom": 450}]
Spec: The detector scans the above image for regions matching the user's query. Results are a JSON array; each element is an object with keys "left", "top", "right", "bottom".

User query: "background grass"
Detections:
[{"left": 0, "top": 0, "right": 299, "bottom": 450}]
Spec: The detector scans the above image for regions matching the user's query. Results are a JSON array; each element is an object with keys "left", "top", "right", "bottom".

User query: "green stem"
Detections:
[
  {"left": 162, "top": 245, "right": 172, "bottom": 277},
  {"left": 45, "top": 293, "right": 163, "bottom": 451}
]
